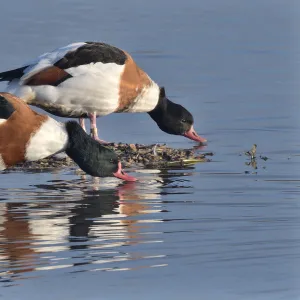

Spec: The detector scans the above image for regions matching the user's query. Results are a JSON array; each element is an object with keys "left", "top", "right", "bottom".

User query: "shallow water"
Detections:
[{"left": 1, "top": 0, "right": 300, "bottom": 299}]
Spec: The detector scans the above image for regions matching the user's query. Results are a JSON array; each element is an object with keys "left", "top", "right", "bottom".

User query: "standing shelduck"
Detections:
[
  {"left": 0, "top": 42, "right": 207, "bottom": 143},
  {"left": 0, "top": 93, "right": 136, "bottom": 181}
]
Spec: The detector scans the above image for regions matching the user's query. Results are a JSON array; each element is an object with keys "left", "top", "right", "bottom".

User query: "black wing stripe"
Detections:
[
  {"left": 0, "top": 66, "right": 28, "bottom": 82},
  {"left": 54, "top": 42, "right": 127, "bottom": 69}
]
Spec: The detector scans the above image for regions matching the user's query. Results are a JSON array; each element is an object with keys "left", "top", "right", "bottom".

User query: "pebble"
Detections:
[{"left": 129, "top": 144, "right": 137, "bottom": 152}]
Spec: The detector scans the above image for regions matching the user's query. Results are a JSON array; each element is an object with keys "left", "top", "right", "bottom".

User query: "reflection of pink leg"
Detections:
[
  {"left": 88, "top": 112, "right": 108, "bottom": 144},
  {"left": 79, "top": 118, "right": 86, "bottom": 132}
]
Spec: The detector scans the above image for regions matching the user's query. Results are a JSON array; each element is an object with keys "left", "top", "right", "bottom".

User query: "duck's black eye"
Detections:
[
  {"left": 181, "top": 119, "right": 187, "bottom": 123},
  {"left": 109, "top": 159, "right": 115, "bottom": 164}
]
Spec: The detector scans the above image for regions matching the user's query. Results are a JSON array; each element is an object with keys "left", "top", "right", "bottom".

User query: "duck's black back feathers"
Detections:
[{"left": 54, "top": 42, "right": 127, "bottom": 69}]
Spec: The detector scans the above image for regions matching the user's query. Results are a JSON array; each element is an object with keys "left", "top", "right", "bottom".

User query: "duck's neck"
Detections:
[
  {"left": 147, "top": 97, "right": 169, "bottom": 123},
  {"left": 65, "top": 121, "right": 107, "bottom": 177},
  {"left": 64, "top": 121, "right": 92, "bottom": 164}
]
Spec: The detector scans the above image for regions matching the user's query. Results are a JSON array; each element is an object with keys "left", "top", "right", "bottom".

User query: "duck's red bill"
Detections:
[
  {"left": 113, "top": 162, "right": 137, "bottom": 182},
  {"left": 184, "top": 126, "right": 207, "bottom": 143}
]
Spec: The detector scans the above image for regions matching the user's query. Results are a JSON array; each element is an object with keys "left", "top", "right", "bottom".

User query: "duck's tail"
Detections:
[{"left": 0, "top": 66, "right": 28, "bottom": 82}]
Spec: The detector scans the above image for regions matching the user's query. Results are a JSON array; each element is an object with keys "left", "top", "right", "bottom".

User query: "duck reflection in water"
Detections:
[
  {"left": 69, "top": 182, "right": 156, "bottom": 250},
  {"left": 0, "top": 166, "right": 195, "bottom": 280},
  {"left": 0, "top": 203, "right": 36, "bottom": 281}
]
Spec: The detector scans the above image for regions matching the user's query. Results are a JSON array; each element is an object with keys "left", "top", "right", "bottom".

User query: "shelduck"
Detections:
[
  {"left": 0, "top": 42, "right": 207, "bottom": 143},
  {"left": 0, "top": 93, "right": 136, "bottom": 181}
]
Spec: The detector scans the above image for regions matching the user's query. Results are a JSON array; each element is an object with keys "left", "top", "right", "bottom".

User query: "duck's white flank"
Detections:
[
  {"left": 37, "top": 61, "right": 123, "bottom": 115},
  {"left": 7, "top": 62, "right": 125, "bottom": 117},
  {"left": 25, "top": 117, "right": 68, "bottom": 161},
  {"left": 0, "top": 154, "right": 6, "bottom": 170}
]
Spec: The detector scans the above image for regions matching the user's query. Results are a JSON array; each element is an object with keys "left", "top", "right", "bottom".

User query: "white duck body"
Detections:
[{"left": 5, "top": 42, "right": 160, "bottom": 118}]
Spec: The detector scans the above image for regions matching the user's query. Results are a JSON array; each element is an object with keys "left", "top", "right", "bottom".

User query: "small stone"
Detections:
[{"left": 129, "top": 144, "right": 137, "bottom": 152}]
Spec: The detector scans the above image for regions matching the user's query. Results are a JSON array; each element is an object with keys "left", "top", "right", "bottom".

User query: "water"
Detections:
[{"left": 1, "top": 0, "right": 300, "bottom": 299}]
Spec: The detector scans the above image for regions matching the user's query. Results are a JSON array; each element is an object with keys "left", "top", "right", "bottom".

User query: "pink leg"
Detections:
[
  {"left": 79, "top": 118, "right": 86, "bottom": 132},
  {"left": 88, "top": 112, "right": 109, "bottom": 144}
]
